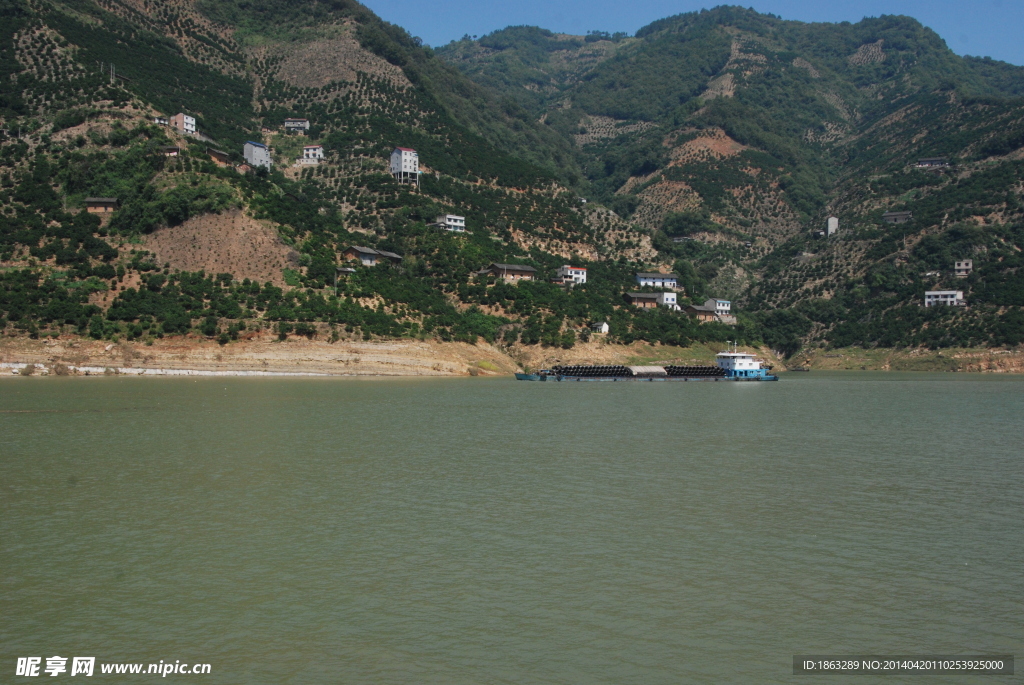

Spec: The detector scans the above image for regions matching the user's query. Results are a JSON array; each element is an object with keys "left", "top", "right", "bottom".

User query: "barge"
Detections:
[{"left": 517, "top": 350, "right": 778, "bottom": 382}]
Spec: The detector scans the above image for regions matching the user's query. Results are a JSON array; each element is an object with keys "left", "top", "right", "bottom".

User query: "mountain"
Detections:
[
  {"left": 0, "top": 0, "right": 715, "bottom": 354},
  {"left": 1, "top": 1, "right": 1023, "bottom": 359},
  {"left": 438, "top": 8, "right": 1024, "bottom": 352}
]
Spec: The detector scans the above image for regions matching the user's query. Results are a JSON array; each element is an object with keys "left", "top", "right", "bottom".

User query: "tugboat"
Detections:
[{"left": 714, "top": 344, "right": 779, "bottom": 381}]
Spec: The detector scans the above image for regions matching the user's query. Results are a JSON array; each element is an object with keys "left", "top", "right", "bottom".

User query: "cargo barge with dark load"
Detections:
[{"left": 515, "top": 350, "right": 778, "bottom": 382}]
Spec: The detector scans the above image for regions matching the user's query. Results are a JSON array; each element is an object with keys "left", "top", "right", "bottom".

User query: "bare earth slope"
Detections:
[
  {"left": 0, "top": 336, "right": 520, "bottom": 377},
  {"left": 142, "top": 210, "right": 300, "bottom": 285}
]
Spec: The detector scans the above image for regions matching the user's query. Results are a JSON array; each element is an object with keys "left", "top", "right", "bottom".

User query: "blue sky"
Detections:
[{"left": 360, "top": 0, "right": 1024, "bottom": 66}]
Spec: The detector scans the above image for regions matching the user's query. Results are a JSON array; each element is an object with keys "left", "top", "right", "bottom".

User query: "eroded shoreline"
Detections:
[{"left": 1, "top": 335, "right": 1022, "bottom": 378}]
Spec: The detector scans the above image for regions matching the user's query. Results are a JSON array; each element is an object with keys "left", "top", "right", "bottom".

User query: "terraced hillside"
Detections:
[
  {"left": 0, "top": 0, "right": 738, "bottom": 354},
  {"left": 2, "top": 2, "right": 1024, "bottom": 357},
  {"left": 438, "top": 8, "right": 1024, "bottom": 352}
]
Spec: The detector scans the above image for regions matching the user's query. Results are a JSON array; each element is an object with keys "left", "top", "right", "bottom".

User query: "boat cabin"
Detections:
[{"left": 715, "top": 352, "right": 772, "bottom": 379}]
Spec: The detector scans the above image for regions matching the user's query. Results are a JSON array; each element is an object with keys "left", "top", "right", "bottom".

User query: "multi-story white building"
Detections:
[
  {"left": 243, "top": 141, "right": 271, "bottom": 169},
  {"left": 556, "top": 265, "right": 587, "bottom": 285},
  {"left": 390, "top": 147, "right": 419, "bottom": 186},
  {"left": 954, "top": 259, "right": 973, "bottom": 278},
  {"left": 434, "top": 215, "right": 466, "bottom": 232},
  {"left": 170, "top": 113, "right": 196, "bottom": 135},
  {"left": 636, "top": 272, "right": 679, "bottom": 289},
  {"left": 656, "top": 292, "right": 679, "bottom": 310},
  {"left": 924, "top": 291, "right": 965, "bottom": 307},
  {"left": 299, "top": 145, "right": 324, "bottom": 165}
]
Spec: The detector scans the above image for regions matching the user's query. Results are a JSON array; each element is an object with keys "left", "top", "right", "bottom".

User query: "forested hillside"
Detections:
[
  {"left": 439, "top": 8, "right": 1024, "bottom": 353},
  {"left": 0, "top": 0, "right": 747, "bottom": 354},
  {"left": 2, "top": 1, "right": 1023, "bottom": 358}
]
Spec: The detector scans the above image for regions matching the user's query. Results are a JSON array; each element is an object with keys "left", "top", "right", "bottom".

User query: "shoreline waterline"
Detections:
[{"left": 3, "top": 361, "right": 1024, "bottom": 380}]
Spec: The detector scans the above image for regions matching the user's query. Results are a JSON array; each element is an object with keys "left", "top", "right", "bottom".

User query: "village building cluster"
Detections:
[
  {"left": 122, "top": 118, "right": 751, "bottom": 327},
  {"left": 809, "top": 211, "right": 976, "bottom": 309},
  {"left": 114, "top": 117, "right": 983, "bottom": 330},
  {"left": 151, "top": 113, "right": 332, "bottom": 170}
]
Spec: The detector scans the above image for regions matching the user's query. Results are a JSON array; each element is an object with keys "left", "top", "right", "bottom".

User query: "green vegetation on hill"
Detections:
[
  {"left": 436, "top": 6, "right": 1024, "bottom": 355},
  {"left": 42, "top": 2, "right": 255, "bottom": 149},
  {"left": 2, "top": 1, "right": 1024, "bottom": 357},
  {"left": 0, "top": 0, "right": 740, "bottom": 352}
]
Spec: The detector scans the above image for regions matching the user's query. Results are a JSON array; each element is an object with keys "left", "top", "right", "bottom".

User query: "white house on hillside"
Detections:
[
  {"left": 299, "top": 145, "right": 324, "bottom": 165},
  {"left": 656, "top": 292, "right": 679, "bottom": 310},
  {"left": 390, "top": 147, "right": 419, "bottom": 186},
  {"left": 924, "top": 291, "right": 965, "bottom": 307},
  {"left": 243, "top": 141, "right": 271, "bottom": 169},
  {"left": 556, "top": 265, "right": 587, "bottom": 285},
  {"left": 434, "top": 214, "right": 466, "bottom": 232},
  {"left": 636, "top": 272, "right": 679, "bottom": 289},
  {"left": 170, "top": 113, "right": 196, "bottom": 135}
]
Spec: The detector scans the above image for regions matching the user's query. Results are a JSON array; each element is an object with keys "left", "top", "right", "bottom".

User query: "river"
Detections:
[{"left": 1, "top": 373, "right": 1021, "bottom": 683}]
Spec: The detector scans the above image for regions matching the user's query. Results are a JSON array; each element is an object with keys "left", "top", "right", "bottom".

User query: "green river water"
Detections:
[{"left": 1, "top": 373, "right": 1021, "bottom": 683}]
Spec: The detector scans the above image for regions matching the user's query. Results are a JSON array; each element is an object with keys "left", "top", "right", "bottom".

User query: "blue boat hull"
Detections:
[
  {"left": 515, "top": 374, "right": 778, "bottom": 382},
  {"left": 547, "top": 375, "right": 778, "bottom": 382}
]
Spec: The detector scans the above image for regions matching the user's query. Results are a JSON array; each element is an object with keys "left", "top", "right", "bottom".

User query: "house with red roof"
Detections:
[{"left": 555, "top": 265, "right": 587, "bottom": 285}]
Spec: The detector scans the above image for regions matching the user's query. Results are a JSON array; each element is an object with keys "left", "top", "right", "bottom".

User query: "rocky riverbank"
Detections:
[
  {"left": 789, "top": 346, "right": 1024, "bottom": 373},
  {"left": 0, "top": 334, "right": 781, "bottom": 378},
  {"left": 2, "top": 334, "right": 1020, "bottom": 378},
  {"left": 0, "top": 335, "right": 519, "bottom": 377}
]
